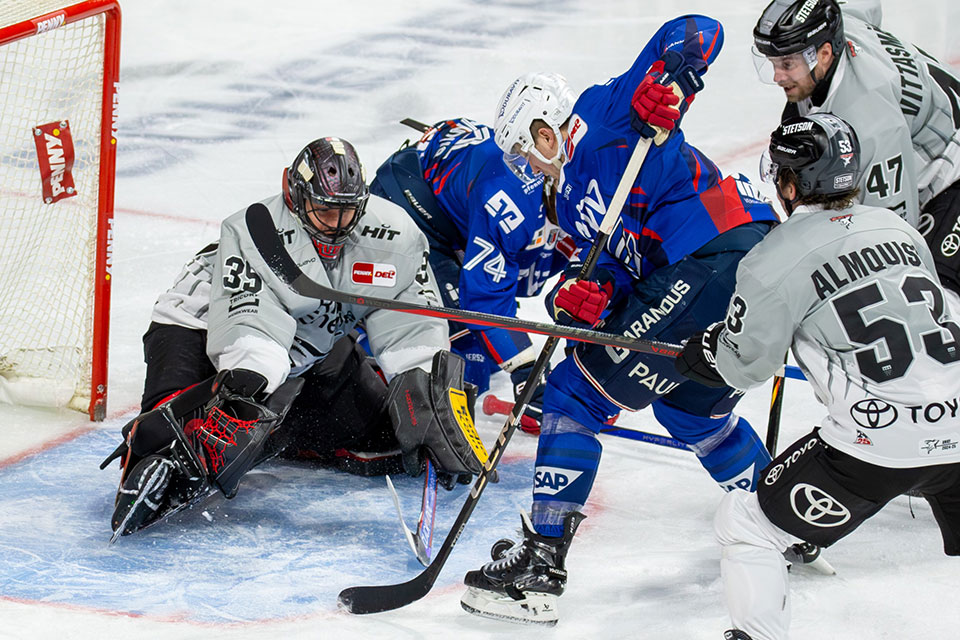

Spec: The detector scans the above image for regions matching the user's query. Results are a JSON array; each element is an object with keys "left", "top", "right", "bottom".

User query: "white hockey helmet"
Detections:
[{"left": 493, "top": 72, "right": 575, "bottom": 179}]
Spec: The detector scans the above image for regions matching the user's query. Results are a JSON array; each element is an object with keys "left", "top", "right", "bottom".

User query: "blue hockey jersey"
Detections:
[
  {"left": 415, "top": 118, "right": 578, "bottom": 366},
  {"left": 556, "top": 15, "right": 778, "bottom": 296}
]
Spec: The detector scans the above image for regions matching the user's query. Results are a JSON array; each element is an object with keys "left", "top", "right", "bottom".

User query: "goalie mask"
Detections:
[
  {"left": 760, "top": 113, "right": 860, "bottom": 213},
  {"left": 284, "top": 137, "right": 370, "bottom": 261}
]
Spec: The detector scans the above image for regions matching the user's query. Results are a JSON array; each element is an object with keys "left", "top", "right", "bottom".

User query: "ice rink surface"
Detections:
[{"left": 2, "top": 1, "right": 959, "bottom": 638}]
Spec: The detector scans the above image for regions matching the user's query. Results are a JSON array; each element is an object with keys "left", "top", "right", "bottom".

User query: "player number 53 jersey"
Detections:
[{"left": 714, "top": 203, "right": 960, "bottom": 468}]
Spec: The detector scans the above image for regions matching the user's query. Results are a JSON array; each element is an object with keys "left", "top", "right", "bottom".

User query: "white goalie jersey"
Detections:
[
  {"left": 151, "top": 193, "right": 449, "bottom": 393},
  {"left": 791, "top": 1, "right": 960, "bottom": 226},
  {"left": 714, "top": 203, "right": 960, "bottom": 469}
]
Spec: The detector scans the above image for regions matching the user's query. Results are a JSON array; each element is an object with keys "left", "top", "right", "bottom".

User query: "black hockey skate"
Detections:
[
  {"left": 460, "top": 510, "right": 585, "bottom": 626},
  {"left": 784, "top": 541, "right": 836, "bottom": 575},
  {"left": 109, "top": 438, "right": 210, "bottom": 542},
  {"left": 106, "top": 403, "right": 212, "bottom": 542}
]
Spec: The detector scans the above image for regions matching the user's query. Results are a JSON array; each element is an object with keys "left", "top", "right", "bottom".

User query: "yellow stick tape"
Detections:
[{"left": 449, "top": 388, "right": 488, "bottom": 464}]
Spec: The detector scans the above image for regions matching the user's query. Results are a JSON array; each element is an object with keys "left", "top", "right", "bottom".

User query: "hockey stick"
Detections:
[
  {"left": 244, "top": 204, "right": 681, "bottom": 358},
  {"left": 765, "top": 362, "right": 787, "bottom": 455},
  {"left": 335, "top": 134, "right": 655, "bottom": 615},
  {"left": 400, "top": 118, "right": 430, "bottom": 133},
  {"left": 765, "top": 358, "right": 836, "bottom": 575},
  {"left": 481, "top": 394, "right": 690, "bottom": 451},
  {"left": 385, "top": 458, "right": 438, "bottom": 567}
]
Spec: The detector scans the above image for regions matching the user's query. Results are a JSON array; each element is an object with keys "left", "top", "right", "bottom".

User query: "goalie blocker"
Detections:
[{"left": 387, "top": 350, "right": 487, "bottom": 490}]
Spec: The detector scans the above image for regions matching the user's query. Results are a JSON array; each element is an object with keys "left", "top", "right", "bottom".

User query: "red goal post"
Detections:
[{"left": 0, "top": 1, "right": 120, "bottom": 420}]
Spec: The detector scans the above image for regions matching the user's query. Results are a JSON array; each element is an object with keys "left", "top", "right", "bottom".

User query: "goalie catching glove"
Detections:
[{"left": 387, "top": 351, "right": 486, "bottom": 490}]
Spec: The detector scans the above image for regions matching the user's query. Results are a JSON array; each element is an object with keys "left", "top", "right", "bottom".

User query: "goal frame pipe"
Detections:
[{"left": 0, "top": 0, "right": 121, "bottom": 420}]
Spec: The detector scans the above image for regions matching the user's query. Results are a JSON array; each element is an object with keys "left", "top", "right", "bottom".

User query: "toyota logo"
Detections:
[
  {"left": 941, "top": 233, "right": 960, "bottom": 258},
  {"left": 850, "top": 399, "right": 898, "bottom": 429},
  {"left": 917, "top": 213, "right": 935, "bottom": 237},
  {"left": 790, "top": 483, "right": 851, "bottom": 528},
  {"left": 765, "top": 463, "right": 784, "bottom": 485}
]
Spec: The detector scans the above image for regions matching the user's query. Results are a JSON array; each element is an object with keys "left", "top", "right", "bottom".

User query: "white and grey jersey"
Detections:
[
  {"left": 793, "top": 2, "right": 960, "bottom": 226},
  {"left": 151, "top": 242, "right": 218, "bottom": 330},
  {"left": 155, "top": 193, "right": 448, "bottom": 393},
  {"left": 714, "top": 202, "right": 960, "bottom": 468}
]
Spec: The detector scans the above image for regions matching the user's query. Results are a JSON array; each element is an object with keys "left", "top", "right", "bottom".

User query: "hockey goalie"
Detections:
[{"left": 101, "top": 137, "right": 483, "bottom": 539}]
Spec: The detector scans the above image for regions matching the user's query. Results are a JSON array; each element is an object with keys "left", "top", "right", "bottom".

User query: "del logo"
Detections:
[
  {"left": 533, "top": 466, "right": 582, "bottom": 496},
  {"left": 351, "top": 262, "right": 397, "bottom": 287}
]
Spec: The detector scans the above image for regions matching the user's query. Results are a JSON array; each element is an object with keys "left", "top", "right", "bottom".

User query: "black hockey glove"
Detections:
[
  {"left": 510, "top": 362, "right": 549, "bottom": 429},
  {"left": 675, "top": 321, "right": 727, "bottom": 388}
]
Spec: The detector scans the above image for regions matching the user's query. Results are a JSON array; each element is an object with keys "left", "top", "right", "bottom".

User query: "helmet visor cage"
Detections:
[
  {"left": 759, "top": 148, "right": 780, "bottom": 186},
  {"left": 503, "top": 140, "right": 539, "bottom": 185},
  {"left": 299, "top": 190, "right": 369, "bottom": 246},
  {"left": 751, "top": 45, "right": 817, "bottom": 84}
]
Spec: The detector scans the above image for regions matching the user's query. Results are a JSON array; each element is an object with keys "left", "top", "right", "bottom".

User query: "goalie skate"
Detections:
[{"left": 109, "top": 441, "right": 211, "bottom": 542}]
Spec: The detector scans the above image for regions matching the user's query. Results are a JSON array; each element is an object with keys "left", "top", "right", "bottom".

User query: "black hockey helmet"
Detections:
[
  {"left": 761, "top": 112, "right": 861, "bottom": 203},
  {"left": 283, "top": 137, "right": 369, "bottom": 259},
  {"left": 754, "top": 0, "right": 844, "bottom": 58}
]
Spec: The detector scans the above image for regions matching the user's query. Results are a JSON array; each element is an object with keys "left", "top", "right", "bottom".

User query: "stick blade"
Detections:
[{"left": 337, "top": 569, "right": 435, "bottom": 614}]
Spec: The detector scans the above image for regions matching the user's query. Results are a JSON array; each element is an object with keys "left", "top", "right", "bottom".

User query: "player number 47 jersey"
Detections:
[{"left": 714, "top": 203, "right": 960, "bottom": 469}]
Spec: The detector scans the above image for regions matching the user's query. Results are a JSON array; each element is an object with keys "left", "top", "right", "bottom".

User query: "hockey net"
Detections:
[{"left": 0, "top": 1, "right": 120, "bottom": 420}]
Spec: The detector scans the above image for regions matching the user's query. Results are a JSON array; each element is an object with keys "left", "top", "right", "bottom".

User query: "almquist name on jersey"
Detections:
[{"left": 811, "top": 240, "right": 922, "bottom": 299}]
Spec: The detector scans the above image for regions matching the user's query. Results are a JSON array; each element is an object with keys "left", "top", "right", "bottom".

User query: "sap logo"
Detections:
[
  {"left": 533, "top": 466, "right": 583, "bottom": 496},
  {"left": 360, "top": 225, "right": 401, "bottom": 241},
  {"left": 351, "top": 261, "right": 397, "bottom": 287},
  {"left": 35, "top": 12, "right": 65, "bottom": 34}
]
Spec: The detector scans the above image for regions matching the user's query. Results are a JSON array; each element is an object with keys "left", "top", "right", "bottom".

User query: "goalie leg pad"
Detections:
[
  {"left": 387, "top": 350, "right": 483, "bottom": 478},
  {"left": 191, "top": 371, "right": 304, "bottom": 498}
]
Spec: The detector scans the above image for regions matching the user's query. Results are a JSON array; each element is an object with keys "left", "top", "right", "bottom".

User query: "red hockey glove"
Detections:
[
  {"left": 553, "top": 279, "right": 611, "bottom": 327},
  {"left": 631, "top": 60, "right": 683, "bottom": 131},
  {"left": 631, "top": 51, "right": 705, "bottom": 145}
]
